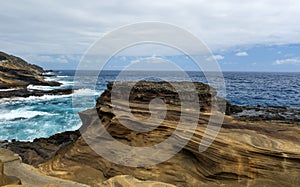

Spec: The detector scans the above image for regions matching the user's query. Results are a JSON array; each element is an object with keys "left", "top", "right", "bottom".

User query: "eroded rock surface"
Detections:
[{"left": 4, "top": 81, "right": 300, "bottom": 186}]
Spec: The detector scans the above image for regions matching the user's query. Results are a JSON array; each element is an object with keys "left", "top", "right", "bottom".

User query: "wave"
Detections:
[
  {"left": 0, "top": 108, "right": 55, "bottom": 121},
  {"left": 0, "top": 88, "right": 22, "bottom": 92},
  {"left": 69, "top": 121, "right": 83, "bottom": 131},
  {"left": 59, "top": 81, "right": 74, "bottom": 86},
  {"left": 27, "top": 82, "right": 74, "bottom": 91},
  {"left": 0, "top": 89, "right": 102, "bottom": 104},
  {"left": 57, "top": 76, "right": 69, "bottom": 78},
  {"left": 0, "top": 94, "right": 72, "bottom": 104},
  {"left": 42, "top": 72, "right": 55, "bottom": 76},
  {"left": 27, "top": 84, "right": 57, "bottom": 91},
  {"left": 44, "top": 77, "right": 57, "bottom": 82},
  {"left": 73, "top": 88, "right": 101, "bottom": 96},
  {"left": 28, "top": 76, "right": 74, "bottom": 91},
  {"left": 2, "top": 121, "right": 83, "bottom": 142}
]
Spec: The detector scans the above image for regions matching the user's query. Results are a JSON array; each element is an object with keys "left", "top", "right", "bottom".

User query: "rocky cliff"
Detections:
[
  {"left": 0, "top": 51, "right": 60, "bottom": 89},
  {"left": 23, "top": 81, "right": 298, "bottom": 187},
  {"left": 3, "top": 81, "right": 300, "bottom": 186}
]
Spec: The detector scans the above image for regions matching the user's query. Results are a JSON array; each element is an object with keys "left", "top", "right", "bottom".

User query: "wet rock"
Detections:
[
  {"left": 0, "top": 88, "right": 73, "bottom": 99},
  {"left": 233, "top": 106, "right": 300, "bottom": 125},
  {"left": 3, "top": 131, "right": 81, "bottom": 167}
]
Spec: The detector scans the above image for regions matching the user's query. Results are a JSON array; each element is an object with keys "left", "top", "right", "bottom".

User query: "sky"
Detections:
[{"left": 0, "top": 0, "right": 300, "bottom": 71}]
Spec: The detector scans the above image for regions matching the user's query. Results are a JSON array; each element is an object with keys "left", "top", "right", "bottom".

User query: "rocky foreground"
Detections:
[{"left": 2, "top": 81, "right": 299, "bottom": 187}]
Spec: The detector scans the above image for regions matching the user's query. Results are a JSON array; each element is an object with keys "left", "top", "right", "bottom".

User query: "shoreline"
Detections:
[
  {"left": 1, "top": 51, "right": 299, "bottom": 185},
  {"left": 0, "top": 81, "right": 299, "bottom": 186},
  {"left": 0, "top": 78, "right": 299, "bottom": 143}
]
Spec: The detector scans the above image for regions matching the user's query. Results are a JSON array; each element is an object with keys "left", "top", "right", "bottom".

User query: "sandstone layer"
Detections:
[{"left": 22, "top": 81, "right": 299, "bottom": 187}]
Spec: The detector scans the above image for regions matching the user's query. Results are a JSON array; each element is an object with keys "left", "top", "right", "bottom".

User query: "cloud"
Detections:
[
  {"left": 206, "top": 55, "right": 224, "bottom": 61},
  {"left": 275, "top": 58, "right": 300, "bottom": 65},
  {"left": 0, "top": 0, "right": 300, "bottom": 56},
  {"left": 235, "top": 52, "right": 248, "bottom": 57},
  {"left": 24, "top": 54, "right": 69, "bottom": 64},
  {"left": 130, "top": 56, "right": 167, "bottom": 65},
  {"left": 128, "top": 56, "right": 178, "bottom": 71}
]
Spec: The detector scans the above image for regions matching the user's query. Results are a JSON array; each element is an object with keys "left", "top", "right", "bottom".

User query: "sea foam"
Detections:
[
  {"left": 0, "top": 108, "right": 55, "bottom": 121},
  {"left": 0, "top": 94, "right": 72, "bottom": 104}
]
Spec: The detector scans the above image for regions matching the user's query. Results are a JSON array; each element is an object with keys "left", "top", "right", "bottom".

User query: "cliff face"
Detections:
[
  {"left": 0, "top": 51, "right": 59, "bottom": 89},
  {"left": 17, "top": 82, "right": 300, "bottom": 186}
]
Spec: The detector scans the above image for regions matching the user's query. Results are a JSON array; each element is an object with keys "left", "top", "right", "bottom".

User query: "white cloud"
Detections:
[
  {"left": 23, "top": 54, "right": 79, "bottom": 64},
  {"left": 275, "top": 58, "right": 300, "bottom": 65},
  {"left": 128, "top": 56, "right": 177, "bottom": 71},
  {"left": 0, "top": 0, "right": 300, "bottom": 55},
  {"left": 130, "top": 56, "right": 167, "bottom": 65},
  {"left": 235, "top": 52, "right": 248, "bottom": 57},
  {"left": 206, "top": 55, "right": 224, "bottom": 61}
]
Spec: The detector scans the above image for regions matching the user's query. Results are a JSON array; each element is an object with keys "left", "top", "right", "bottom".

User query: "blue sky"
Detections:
[
  {"left": 0, "top": 0, "right": 300, "bottom": 72},
  {"left": 17, "top": 44, "right": 300, "bottom": 72},
  {"left": 216, "top": 44, "right": 300, "bottom": 72}
]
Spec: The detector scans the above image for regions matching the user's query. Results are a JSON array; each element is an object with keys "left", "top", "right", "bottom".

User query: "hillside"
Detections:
[{"left": 0, "top": 51, "right": 60, "bottom": 89}]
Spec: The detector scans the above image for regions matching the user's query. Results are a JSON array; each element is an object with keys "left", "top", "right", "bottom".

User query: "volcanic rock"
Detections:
[
  {"left": 3, "top": 131, "right": 81, "bottom": 167},
  {"left": 3, "top": 81, "right": 300, "bottom": 186},
  {"left": 28, "top": 81, "right": 300, "bottom": 187}
]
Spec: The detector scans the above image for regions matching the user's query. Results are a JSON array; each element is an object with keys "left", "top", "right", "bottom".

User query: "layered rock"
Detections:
[
  {"left": 0, "top": 51, "right": 60, "bottom": 89},
  {"left": 5, "top": 81, "right": 300, "bottom": 186}
]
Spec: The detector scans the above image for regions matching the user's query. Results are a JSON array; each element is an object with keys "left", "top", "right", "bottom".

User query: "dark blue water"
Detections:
[
  {"left": 66, "top": 70, "right": 300, "bottom": 108},
  {"left": 223, "top": 72, "right": 300, "bottom": 108},
  {"left": 0, "top": 70, "right": 299, "bottom": 141}
]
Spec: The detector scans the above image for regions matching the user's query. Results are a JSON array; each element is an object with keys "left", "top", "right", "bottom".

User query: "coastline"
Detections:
[
  {"left": 0, "top": 52, "right": 73, "bottom": 100},
  {"left": 0, "top": 81, "right": 299, "bottom": 186},
  {"left": 0, "top": 52, "right": 300, "bottom": 186}
]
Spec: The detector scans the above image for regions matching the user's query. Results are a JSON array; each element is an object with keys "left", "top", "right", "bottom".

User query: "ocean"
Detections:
[{"left": 0, "top": 70, "right": 299, "bottom": 141}]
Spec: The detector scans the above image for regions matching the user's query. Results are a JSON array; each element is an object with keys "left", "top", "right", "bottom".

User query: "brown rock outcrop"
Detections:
[
  {"left": 0, "top": 51, "right": 60, "bottom": 89},
  {"left": 8, "top": 81, "right": 300, "bottom": 186}
]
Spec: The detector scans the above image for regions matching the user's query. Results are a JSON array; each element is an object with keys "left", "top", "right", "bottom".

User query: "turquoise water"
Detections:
[
  {"left": 0, "top": 73, "right": 102, "bottom": 141},
  {"left": 0, "top": 70, "right": 299, "bottom": 141}
]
